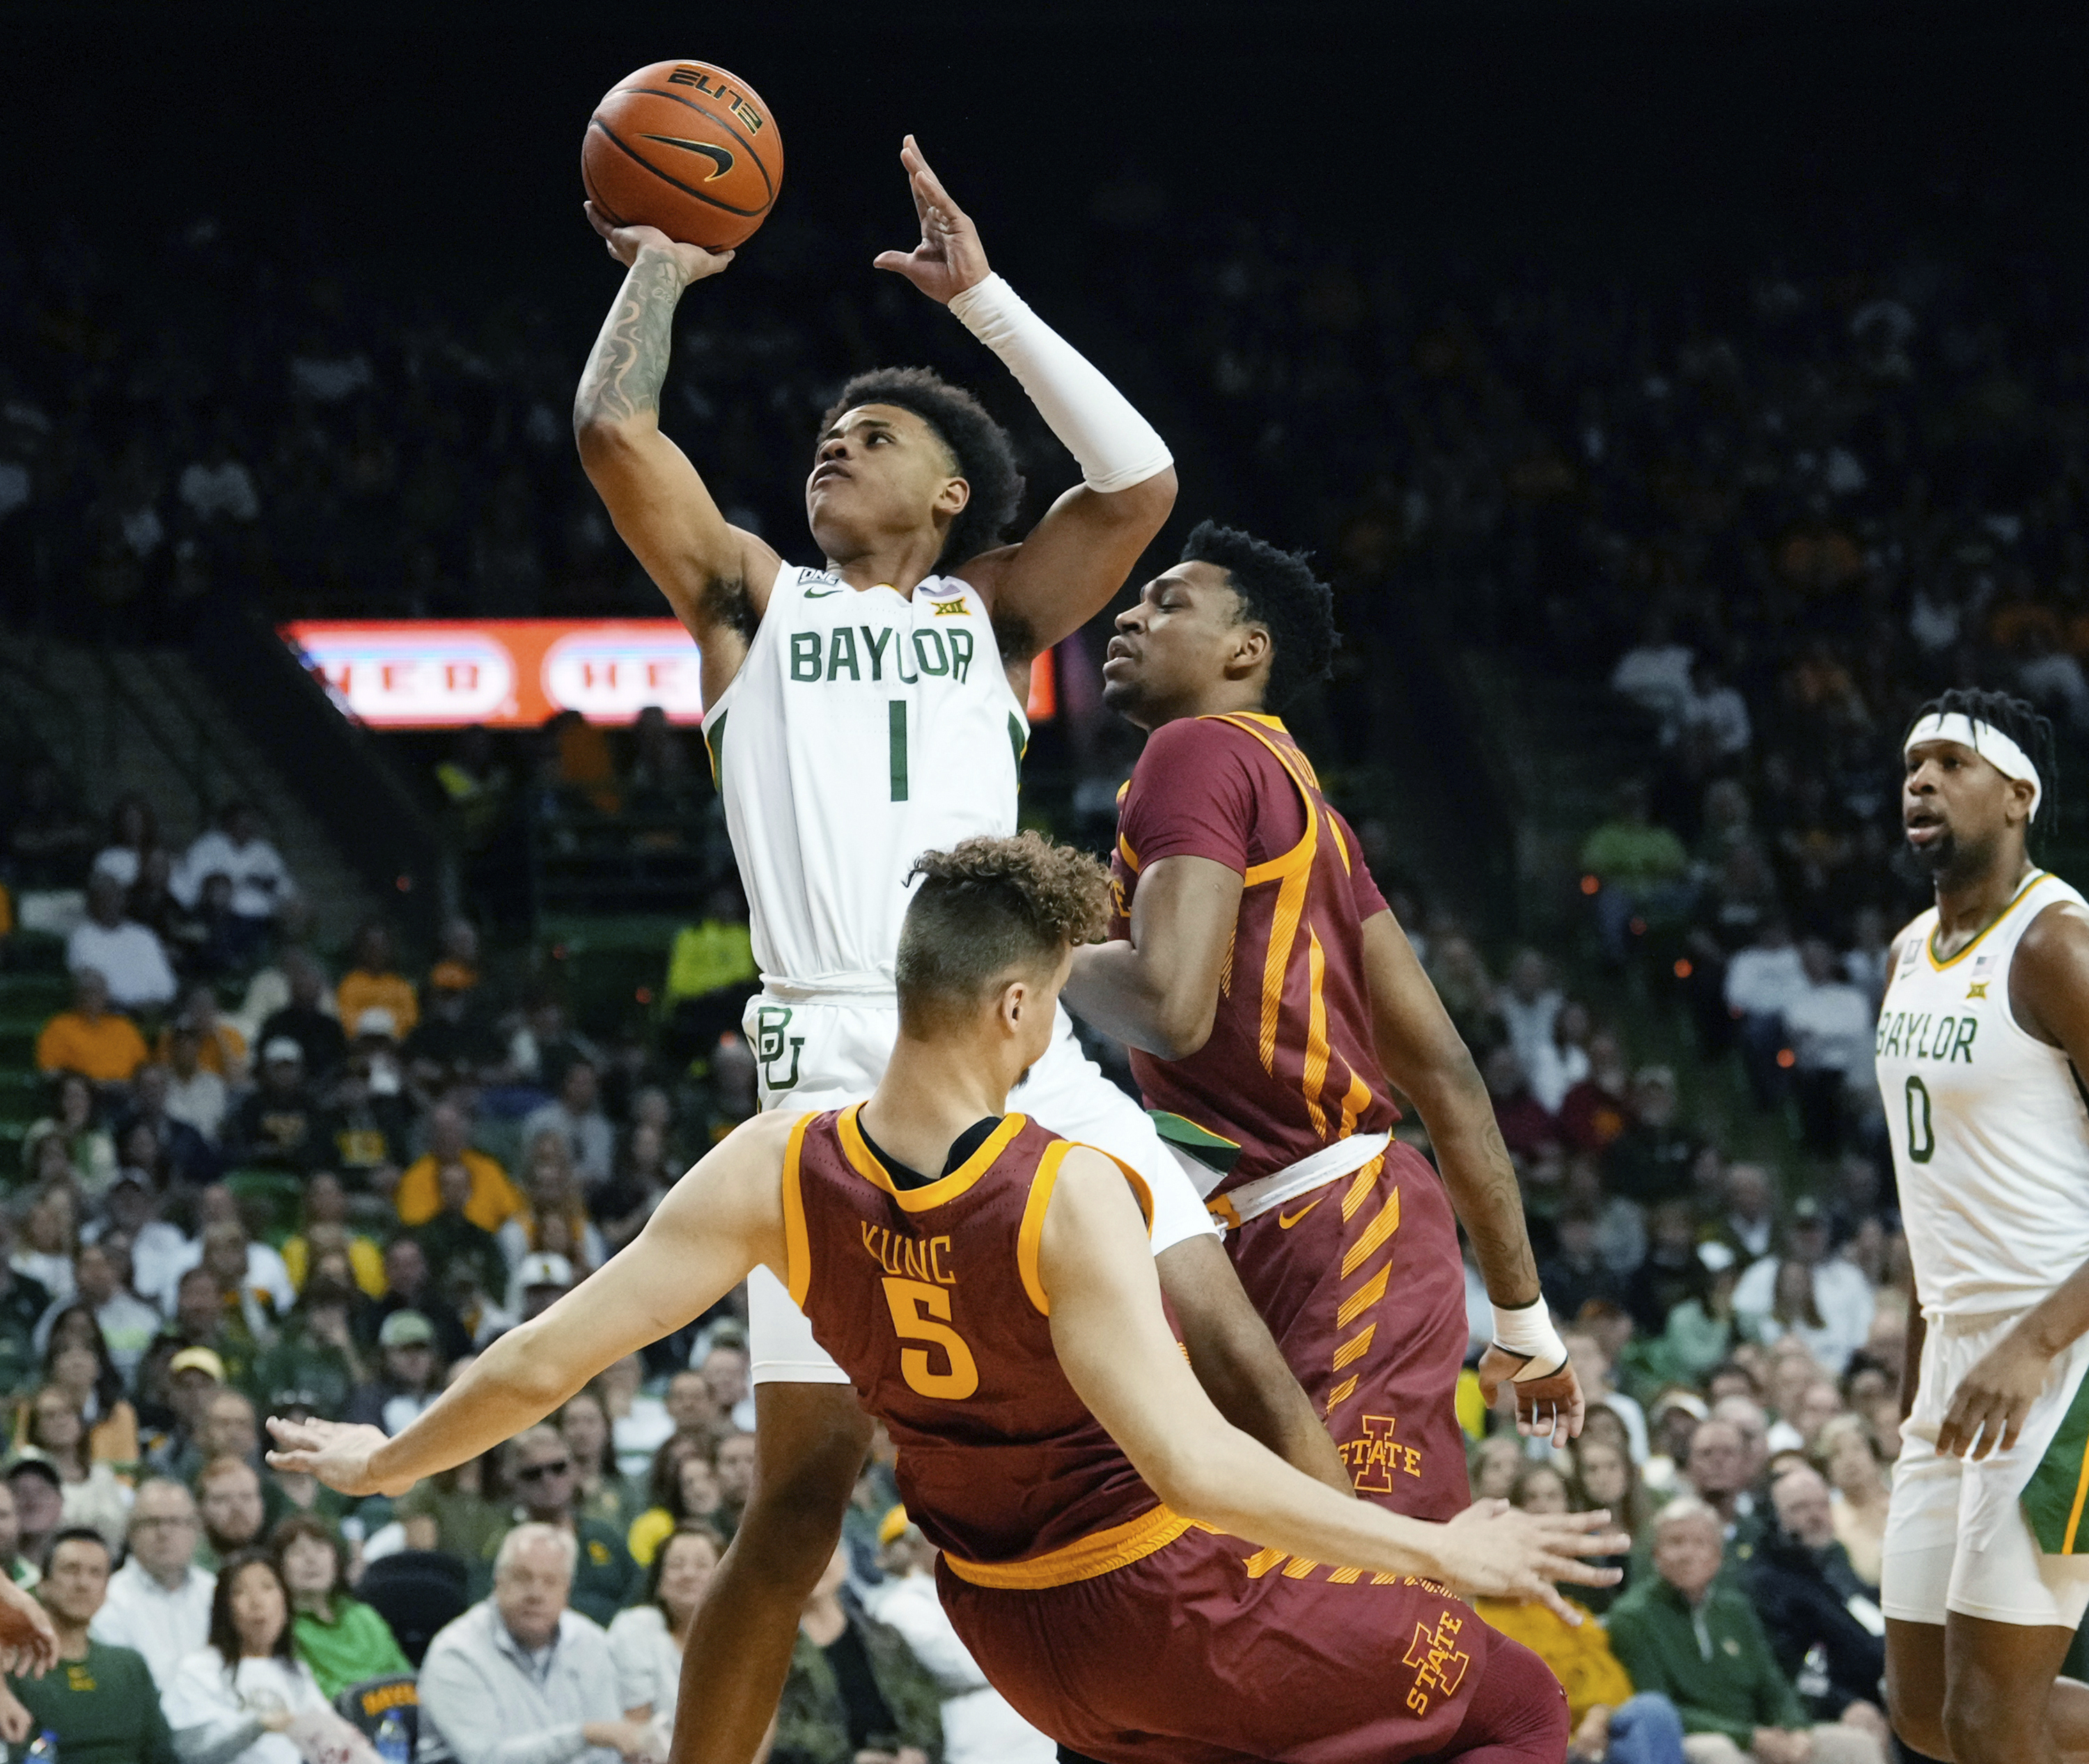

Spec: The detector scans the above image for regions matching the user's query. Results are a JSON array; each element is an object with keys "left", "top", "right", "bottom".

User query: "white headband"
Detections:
[{"left": 1904, "top": 712, "right": 2043, "bottom": 821}]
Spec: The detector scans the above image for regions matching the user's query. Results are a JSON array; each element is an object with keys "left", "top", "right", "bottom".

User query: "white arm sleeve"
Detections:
[{"left": 946, "top": 274, "right": 1173, "bottom": 494}]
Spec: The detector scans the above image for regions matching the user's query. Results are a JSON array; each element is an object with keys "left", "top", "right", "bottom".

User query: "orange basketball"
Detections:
[{"left": 582, "top": 60, "right": 783, "bottom": 251}]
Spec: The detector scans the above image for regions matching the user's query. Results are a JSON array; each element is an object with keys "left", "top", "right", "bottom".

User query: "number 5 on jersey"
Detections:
[{"left": 882, "top": 1277, "right": 978, "bottom": 1398}]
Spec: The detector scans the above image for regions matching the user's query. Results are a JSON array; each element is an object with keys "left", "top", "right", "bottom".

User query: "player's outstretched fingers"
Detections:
[{"left": 1528, "top": 1579, "right": 1587, "bottom": 1627}]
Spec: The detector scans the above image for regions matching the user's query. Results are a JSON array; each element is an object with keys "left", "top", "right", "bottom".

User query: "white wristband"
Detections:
[
  {"left": 946, "top": 273, "right": 1174, "bottom": 494},
  {"left": 1490, "top": 1296, "right": 1569, "bottom": 1382}
]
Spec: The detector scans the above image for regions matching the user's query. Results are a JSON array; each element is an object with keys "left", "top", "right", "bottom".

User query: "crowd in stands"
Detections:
[{"left": 6, "top": 133, "right": 2083, "bottom": 1764}]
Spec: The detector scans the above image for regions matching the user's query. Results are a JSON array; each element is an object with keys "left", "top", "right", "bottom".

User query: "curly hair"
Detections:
[
  {"left": 896, "top": 834, "right": 1111, "bottom": 1036},
  {"left": 1179, "top": 520, "right": 1338, "bottom": 709},
  {"left": 820, "top": 368, "right": 1025, "bottom": 568}
]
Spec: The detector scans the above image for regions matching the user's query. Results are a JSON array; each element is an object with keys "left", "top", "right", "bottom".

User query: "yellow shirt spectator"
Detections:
[
  {"left": 396, "top": 1147, "right": 523, "bottom": 1233},
  {"left": 338, "top": 970, "right": 419, "bottom": 1039},
  {"left": 1469, "top": 1595, "right": 1634, "bottom": 1727},
  {"left": 282, "top": 1231, "right": 389, "bottom": 1299},
  {"left": 36, "top": 1009, "right": 150, "bottom": 1083}
]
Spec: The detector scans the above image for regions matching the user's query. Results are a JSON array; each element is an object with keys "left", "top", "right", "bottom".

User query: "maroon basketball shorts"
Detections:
[
  {"left": 939, "top": 1522, "right": 1566, "bottom": 1763},
  {"left": 1226, "top": 1141, "right": 1472, "bottom": 1519}
]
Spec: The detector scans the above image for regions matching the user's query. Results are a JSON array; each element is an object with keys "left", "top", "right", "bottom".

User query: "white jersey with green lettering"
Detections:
[
  {"left": 701, "top": 563, "right": 1029, "bottom": 988},
  {"left": 1877, "top": 868, "right": 2089, "bottom": 1318}
]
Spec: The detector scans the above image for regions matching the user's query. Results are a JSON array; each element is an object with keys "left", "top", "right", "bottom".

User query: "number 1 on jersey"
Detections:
[
  {"left": 889, "top": 700, "right": 908, "bottom": 802},
  {"left": 882, "top": 1277, "right": 978, "bottom": 1399}
]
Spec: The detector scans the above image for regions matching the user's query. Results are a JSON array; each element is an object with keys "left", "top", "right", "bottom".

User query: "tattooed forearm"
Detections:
[{"left": 574, "top": 251, "right": 686, "bottom": 429}]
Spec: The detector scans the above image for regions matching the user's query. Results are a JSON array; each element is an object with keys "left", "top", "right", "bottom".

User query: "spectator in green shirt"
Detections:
[
  {"left": 270, "top": 1515, "right": 410, "bottom": 1699},
  {"left": 1606, "top": 1498, "right": 1884, "bottom": 1764},
  {"left": 0, "top": 1527, "right": 176, "bottom": 1764},
  {"left": 1581, "top": 779, "right": 1693, "bottom": 965}
]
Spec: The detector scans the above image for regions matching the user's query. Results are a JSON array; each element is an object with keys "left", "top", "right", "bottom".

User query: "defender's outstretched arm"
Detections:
[
  {"left": 873, "top": 137, "right": 1176, "bottom": 666},
  {"left": 266, "top": 1112, "right": 797, "bottom": 1494},
  {"left": 573, "top": 210, "right": 783, "bottom": 703},
  {"left": 1041, "top": 1148, "right": 1625, "bottom": 1619}
]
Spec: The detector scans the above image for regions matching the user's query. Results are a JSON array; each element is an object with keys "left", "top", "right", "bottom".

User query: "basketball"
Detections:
[{"left": 582, "top": 60, "right": 784, "bottom": 251}]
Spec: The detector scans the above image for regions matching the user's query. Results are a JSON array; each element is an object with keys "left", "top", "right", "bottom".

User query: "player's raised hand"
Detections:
[
  {"left": 873, "top": 135, "right": 991, "bottom": 304},
  {"left": 584, "top": 202, "right": 734, "bottom": 286},
  {"left": 266, "top": 1415, "right": 412, "bottom": 1497},
  {"left": 1478, "top": 1346, "right": 1586, "bottom": 1449},
  {"left": 0, "top": 1578, "right": 58, "bottom": 1678},
  {"left": 1434, "top": 1500, "right": 1627, "bottom": 1626}
]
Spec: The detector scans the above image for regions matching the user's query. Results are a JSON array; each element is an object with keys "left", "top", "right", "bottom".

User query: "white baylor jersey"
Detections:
[
  {"left": 1877, "top": 869, "right": 2089, "bottom": 1317},
  {"left": 702, "top": 565, "right": 1029, "bottom": 986}
]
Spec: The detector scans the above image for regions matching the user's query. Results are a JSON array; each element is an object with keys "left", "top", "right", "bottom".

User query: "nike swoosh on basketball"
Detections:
[
  {"left": 639, "top": 134, "right": 735, "bottom": 181},
  {"left": 1278, "top": 1199, "right": 1323, "bottom": 1229}
]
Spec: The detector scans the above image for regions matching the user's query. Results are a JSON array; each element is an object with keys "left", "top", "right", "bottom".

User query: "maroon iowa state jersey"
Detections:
[
  {"left": 1107, "top": 713, "right": 1398, "bottom": 1192},
  {"left": 781, "top": 1105, "right": 1166, "bottom": 1572}
]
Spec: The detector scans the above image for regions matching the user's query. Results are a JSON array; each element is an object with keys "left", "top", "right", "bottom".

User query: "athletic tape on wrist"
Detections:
[
  {"left": 946, "top": 274, "right": 1173, "bottom": 494},
  {"left": 1491, "top": 1297, "right": 1569, "bottom": 1382}
]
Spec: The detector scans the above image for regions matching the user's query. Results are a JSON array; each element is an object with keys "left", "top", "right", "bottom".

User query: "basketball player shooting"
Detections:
[
  {"left": 267, "top": 834, "right": 1623, "bottom": 1764},
  {"left": 573, "top": 138, "right": 1351, "bottom": 1763},
  {"left": 1061, "top": 522, "right": 1581, "bottom": 1525},
  {"left": 1875, "top": 689, "right": 2089, "bottom": 1764}
]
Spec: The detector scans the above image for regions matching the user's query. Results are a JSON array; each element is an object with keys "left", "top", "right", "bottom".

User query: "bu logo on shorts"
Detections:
[{"left": 757, "top": 1005, "right": 804, "bottom": 1090}]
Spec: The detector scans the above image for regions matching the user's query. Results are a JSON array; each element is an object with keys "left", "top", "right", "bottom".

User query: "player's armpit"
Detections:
[
  {"left": 1063, "top": 855, "right": 1242, "bottom": 1059},
  {"left": 957, "top": 469, "right": 1177, "bottom": 664},
  {"left": 355, "top": 1112, "right": 798, "bottom": 1492}
]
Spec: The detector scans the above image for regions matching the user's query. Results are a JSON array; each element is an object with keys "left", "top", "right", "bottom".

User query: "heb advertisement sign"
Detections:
[
  {"left": 280, "top": 618, "right": 1057, "bottom": 728},
  {"left": 279, "top": 620, "right": 705, "bottom": 728}
]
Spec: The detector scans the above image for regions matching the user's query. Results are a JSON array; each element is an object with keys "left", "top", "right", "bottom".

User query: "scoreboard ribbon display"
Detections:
[{"left": 281, "top": 618, "right": 1055, "bottom": 728}]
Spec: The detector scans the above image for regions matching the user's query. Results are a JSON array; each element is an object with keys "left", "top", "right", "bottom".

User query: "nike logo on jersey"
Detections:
[
  {"left": 1278, "top": 1199, "right": 1324, "bottom": 1229},
  {"left": 804, "top": 586, "right": 844, "bottom": 598}
]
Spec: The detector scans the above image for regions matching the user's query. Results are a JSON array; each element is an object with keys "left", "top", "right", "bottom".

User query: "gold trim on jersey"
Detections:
[
  {"left": 836, "top": 1105, "right": 1028, "bottom": 1212},
  {"left": 781, "top": 1113, "right": 816, "bottom": 1306},
  {"left": 1016, "top": 1142, "right": 1156, "bottom": 1317},
  {"left": 1925, "top": 870, "right": 2048, "bottom": 970},
  {"left": 1017, "top": 1141, "right": 1072, "bottom": 1316},
  {"left": 941, "top": 1501, "right": 1199, "bottom": 1589},
  {"left": 1210, "top": 715, "right": 1320, "bottom": 1075}
]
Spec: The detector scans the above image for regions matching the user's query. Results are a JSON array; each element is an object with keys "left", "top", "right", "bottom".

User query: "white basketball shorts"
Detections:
[
  {"left": 1881, "top": 1306, "right": 2089, "bottom": 1628},
  {"left": 740, "top": 994, "right": 1218, "bottom": 1387}
]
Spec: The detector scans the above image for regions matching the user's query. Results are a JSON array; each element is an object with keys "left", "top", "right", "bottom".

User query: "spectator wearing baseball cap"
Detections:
[
  {"left": 361, "top": 1239, "right": 472, "bottom": 1366},
  {"left": 510, "top": 1253, "right": 574, "bottom": 1323},
  {"left": 224, "top": 1039, "right": 325, "bottom": 1173},
  {"left": 346, "top": 1311, "right": 445, "bottom": 1437}
]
